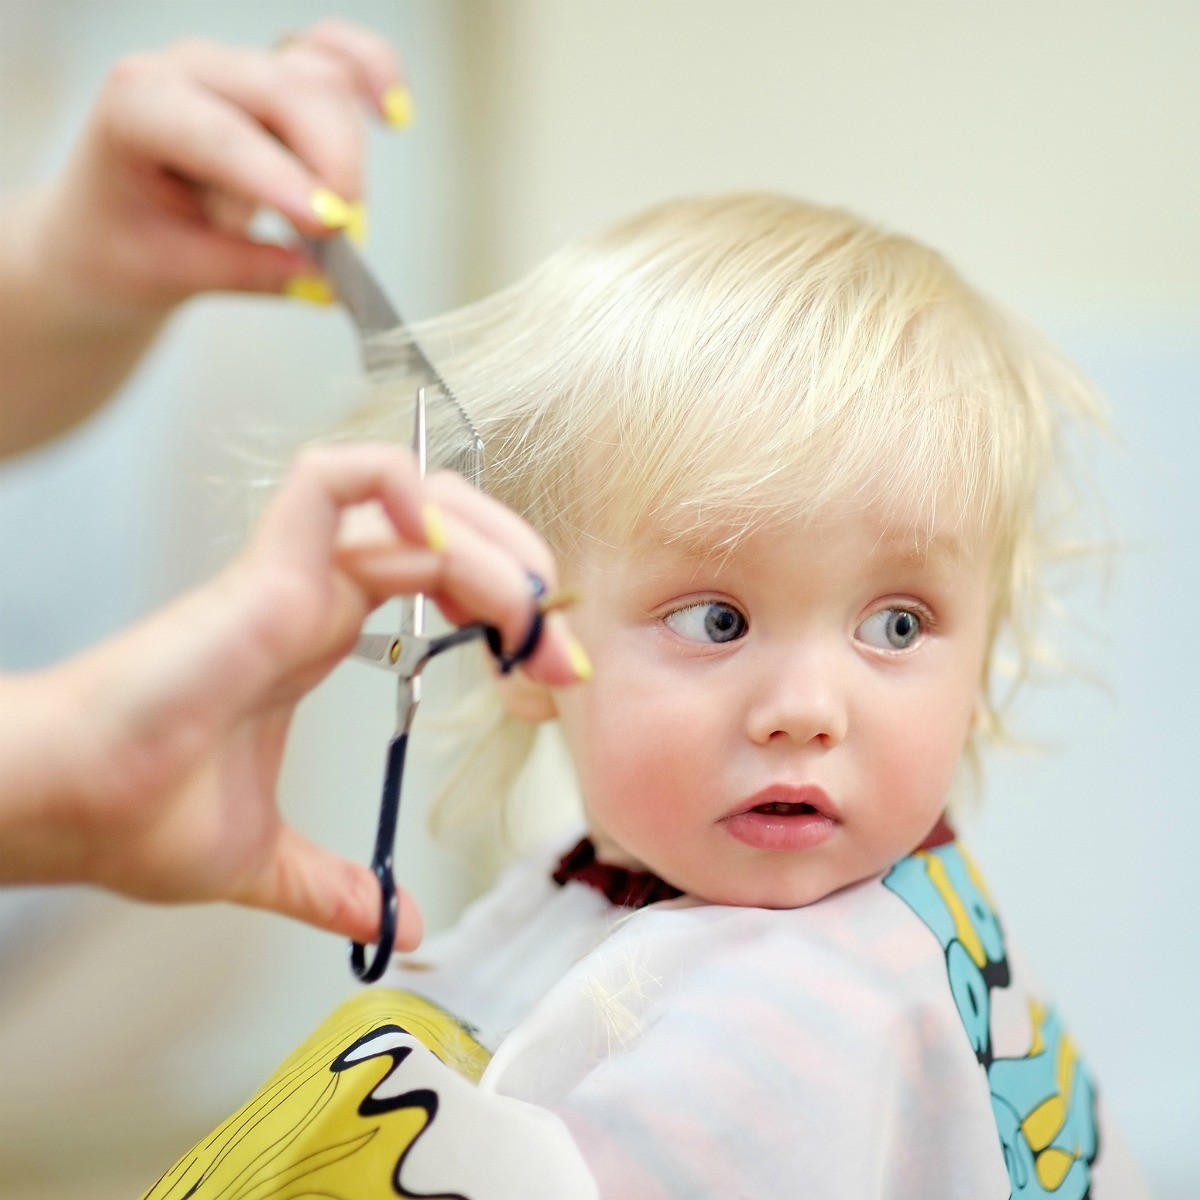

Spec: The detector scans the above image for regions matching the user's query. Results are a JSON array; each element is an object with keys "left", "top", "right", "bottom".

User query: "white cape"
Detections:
[{"left": 145, "top": 835, "right": 1149, "bottom": 1199}]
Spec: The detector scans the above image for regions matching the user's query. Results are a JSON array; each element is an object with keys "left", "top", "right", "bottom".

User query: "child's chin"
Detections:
[
  {"left": 683, "top": 861, "right": 876, "bottom": 910},
  {"left": 688, "top": 875, "right": 844, "bottom": 910}
]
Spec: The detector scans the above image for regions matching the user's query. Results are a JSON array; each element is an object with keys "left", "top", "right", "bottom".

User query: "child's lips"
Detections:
[
  {"left": 723, "top": 784, "right": 838, "bottom": 822},
  {"left": 720, "top": 785, "right": 840, "bottom": 852}
]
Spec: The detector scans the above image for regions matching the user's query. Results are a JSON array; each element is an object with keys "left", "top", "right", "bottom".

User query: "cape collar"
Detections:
[
  {"left": 552, "top": 815, "right": 955, "bottom": 910},
  {"left": 552, "top": 838, "right": 684, "bottom": 909}
]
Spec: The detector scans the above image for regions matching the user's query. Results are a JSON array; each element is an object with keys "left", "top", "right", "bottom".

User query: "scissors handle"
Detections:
[
  {"left": 346, "top": 578, "right": 551, "bottom": 984},
  {"left": 350, "top": 730, "right": 408, "bottom": 983}
]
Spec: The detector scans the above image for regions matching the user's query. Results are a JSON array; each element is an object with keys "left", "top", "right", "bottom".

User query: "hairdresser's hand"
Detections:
[
  {"left": 0, "top": 20, "right": 409, "bottom": 457},
  {"left": 0, "top": 444, "right": 585, "bottom": 948},
  {"left": 42, "top": 18, "right": 407, "bottom": 311}
]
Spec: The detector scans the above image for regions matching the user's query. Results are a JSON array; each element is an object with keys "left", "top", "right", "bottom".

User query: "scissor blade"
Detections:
[{"left": 408, "top": 388, "right": 427, "bottom": 639}]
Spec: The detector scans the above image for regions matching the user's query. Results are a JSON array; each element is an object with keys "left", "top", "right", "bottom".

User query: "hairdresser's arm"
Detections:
[
  {"left": 0, "top": 20, "right": 407, "bottom": 458},
  {"left": 0, "top": 444, "right": 584, "bottom": 948}
]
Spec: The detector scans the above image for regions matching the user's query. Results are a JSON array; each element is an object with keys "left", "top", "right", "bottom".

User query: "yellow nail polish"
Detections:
[
  {"left": 310, "top": 187, "right": 353, "bottom": 230},
  {"left": 422, "top": 503, "right": 448, "bottom": 552},
  {"left": 283, "top": 274, "right": 336, "bottom": 305},
  {"left": 566, "top": 636, "right": 593, "bottom": 682},
  {"left": 346, "top": 201, "right": 368, "bottom": 247},
  {"left": 383, "top": 84, "right": 415, "bottom": 129}
]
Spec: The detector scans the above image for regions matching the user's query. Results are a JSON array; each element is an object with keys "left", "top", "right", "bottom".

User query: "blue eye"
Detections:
[
  {"left": 858, "top": 607, "right": 923, "bottom": 650},
  {"left": 664, "top": 602, "right": 748, "bottom": 644}
]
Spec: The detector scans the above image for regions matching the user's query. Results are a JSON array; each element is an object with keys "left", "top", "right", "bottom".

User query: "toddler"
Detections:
[{"left": 146, "top": 194, "right": 1148, "bottom": 1199}]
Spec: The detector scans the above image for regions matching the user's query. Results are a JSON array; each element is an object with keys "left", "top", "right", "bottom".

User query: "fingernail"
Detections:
[
  {"left": 310, "top": 187, "right": 354, "bottom": 230},
  {"left": 282, "top": 274, "right": 336, "bottom": 305},
  {"left": 422, "top": 503, "right": 448, "bottom": 552},
  {"left": 566, "top": 635, "right": 593, "bottom": 682},
  {"left": 383, "top": 84, "right": 415, "bottom": 129},
  {"left": 346, "top": 201, "right": 368, "bottom": 247},
  {"left": 538, "top": 587, "right": 581, "bottom": 614}
]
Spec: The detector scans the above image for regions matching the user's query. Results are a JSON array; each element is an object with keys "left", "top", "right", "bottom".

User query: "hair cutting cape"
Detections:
[{"left": 143, "top": 834, "right": 1147, "bottom": 1199}]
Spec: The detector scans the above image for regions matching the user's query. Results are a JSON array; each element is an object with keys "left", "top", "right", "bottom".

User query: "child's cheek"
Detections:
[
  {"left": 871, "top": 712, "right": 966, "bottom": 839},
  {"left": 579, "top": 669, "right": 697, "bottom": 844}
]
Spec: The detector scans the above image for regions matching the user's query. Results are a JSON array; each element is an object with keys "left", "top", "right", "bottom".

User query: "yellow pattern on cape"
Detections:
[{"left": 142, "top": 988, "right": 491, "bottom": 1200}]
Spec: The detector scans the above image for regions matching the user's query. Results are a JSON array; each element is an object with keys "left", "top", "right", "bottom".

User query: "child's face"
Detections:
[{"left": 553, "top": 507, "right": 993, "bottom": 907}]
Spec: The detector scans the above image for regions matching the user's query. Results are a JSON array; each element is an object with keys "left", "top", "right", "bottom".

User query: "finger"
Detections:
[
  {"left": 254, "top": 444, "right": 430, "bottom": 579},
  {"left": 255, "top": 445, "right": 586, "bottom": 685},
  {"left": 168, "top": 37, "right": 368, "bottom": 203},
  {"left": 343, "top": 509, "right": 584, "bottom": 688},
  {"left": 283, "top": 18, "right": 408, "bottom": 124},
  {"left": 103, "top": 63, "right": 327, "bottom": 233},
  {"left": 422, "top": 474, "right": 586, "bottom": 683},
  {"left": 197, "top": 187, "right": 258, "bottom": 236},
  {"left": 351, "top": 502, "right": 546, "bottom": 636},
  {"left": 146, "top": 224, "right": 311, "bottom": 297},
  {"left": 237, "top": 826, "right": 424, "bottom": 950},
  {"left": 425, "top": 470, "right": 558, "bottom": 585}
]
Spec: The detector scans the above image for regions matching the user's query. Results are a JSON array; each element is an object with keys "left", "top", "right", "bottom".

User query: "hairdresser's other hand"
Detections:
[
  {"left": 0, "top": 444, "right": 584, "bottom": 948},
  {"left": 41, "top": 19, "right": 406, "bottom": 310},
  {"left": 0, "top": 20, "right": 408, "bottom": 457}
]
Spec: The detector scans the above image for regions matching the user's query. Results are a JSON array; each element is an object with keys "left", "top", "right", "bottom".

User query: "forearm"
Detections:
[{"left": 0, "top": 189, "right": 166, "bottom": 459}]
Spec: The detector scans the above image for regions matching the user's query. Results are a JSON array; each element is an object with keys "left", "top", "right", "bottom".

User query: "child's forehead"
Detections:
[{"left": 578, "top": 501, "right": 986, "bottom": 581}]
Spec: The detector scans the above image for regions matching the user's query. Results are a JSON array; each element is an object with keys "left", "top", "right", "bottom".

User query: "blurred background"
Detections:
[{"left": 0, "top": 2, "right": 1195, "bottom": 1196}]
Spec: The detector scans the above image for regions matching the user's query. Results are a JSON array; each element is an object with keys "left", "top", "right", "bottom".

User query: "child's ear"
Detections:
[{"left": 495, "top": 669, "right": 559, "bottom": 724}]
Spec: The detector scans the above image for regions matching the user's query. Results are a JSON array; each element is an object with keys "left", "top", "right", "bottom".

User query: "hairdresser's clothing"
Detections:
[{"left": 143, "top": 832, "right": 1148, "bottom": 1200}]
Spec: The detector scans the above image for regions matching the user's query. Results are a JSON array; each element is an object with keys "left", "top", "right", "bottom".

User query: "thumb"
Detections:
[{"left": 237, "top": 827, "right": 425, "bottom": 951}]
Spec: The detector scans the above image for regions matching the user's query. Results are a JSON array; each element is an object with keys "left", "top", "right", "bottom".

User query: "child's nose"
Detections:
[{"left": 743, "top": 644, "right": 849, "bottom": 748}]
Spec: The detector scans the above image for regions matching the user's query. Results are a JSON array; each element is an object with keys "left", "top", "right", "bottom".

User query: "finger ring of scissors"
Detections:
[{"left": 485, "top": 573, "right": 548, "bottom": 674}]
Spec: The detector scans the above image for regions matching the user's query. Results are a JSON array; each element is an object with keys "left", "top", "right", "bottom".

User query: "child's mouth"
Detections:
[
  {"left": 722, "top": 787, "right": 838, "bottom": 852},
  {"left": 752, "top": 801, "right": 818, "bottom": 816}
]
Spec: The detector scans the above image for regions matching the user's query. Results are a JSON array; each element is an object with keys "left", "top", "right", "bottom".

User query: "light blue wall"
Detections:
[{"left": 964, "top": 318, "right": 1199, "bottom": 1197}]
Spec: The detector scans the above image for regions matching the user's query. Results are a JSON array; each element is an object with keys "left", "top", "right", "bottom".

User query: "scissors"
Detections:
[{"left": 305, "top": 233, "right": 548, "bottom": 982}]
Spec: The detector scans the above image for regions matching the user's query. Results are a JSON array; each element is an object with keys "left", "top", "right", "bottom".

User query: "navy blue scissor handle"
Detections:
[{"left": 349, "top": 581, "right": 547, "bottom": 983}]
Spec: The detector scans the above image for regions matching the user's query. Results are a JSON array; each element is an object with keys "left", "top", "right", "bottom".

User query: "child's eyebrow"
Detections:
[{"left": 868, "top": 528, "right": 972, "bottom": 568}]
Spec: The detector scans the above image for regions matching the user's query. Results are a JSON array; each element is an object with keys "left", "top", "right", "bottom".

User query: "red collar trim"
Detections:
[
  {"left": 553, "top": 815, "right": 956, "bottom": 910},
  {"left": 918, "top": 815, "right": 956, "bottom": 850},
  {"left": 552, "top": 839, "right": 684, "bottom": 909}
]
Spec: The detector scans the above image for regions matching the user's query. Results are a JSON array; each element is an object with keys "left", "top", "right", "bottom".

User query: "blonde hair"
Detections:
[{"left": 346, "top": 193, "right": 1105, "bottom": 854}]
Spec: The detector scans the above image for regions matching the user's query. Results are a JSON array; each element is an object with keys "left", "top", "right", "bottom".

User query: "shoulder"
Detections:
[
  {"left": 606, "top": 865, "right": 960, "bottom": 1004},
  {"left": 538, "top": 846, "right": 1038, "bottom": 1118},
  {"left": 488, "top": 866, "right": 1012, "bottom": 1198},
  {"left": 526, "top": 868, "right": 976, "bottom": 1070},
  {"left": 416, "top": 834, "right": 602, "bottom": 956}
]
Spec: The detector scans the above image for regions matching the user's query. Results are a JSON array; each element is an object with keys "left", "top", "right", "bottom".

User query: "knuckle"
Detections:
[
  {"left": 293, "top": 443, "right": 336, "bottom": 479},
  {"left": 357, "top": 440, "right": 403, "bottom": 469},
  {"left": 283, "top": 50, "right": 353, "bottom": 92},
  {"left": 517, "top": 539, "right": 559, "bottom": 587},
  {"left": 188, "top": 107, "right": 245, "bottom": 166},
  {"left": 105, "top": 51, "right": 159, "bottom": 91}
]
